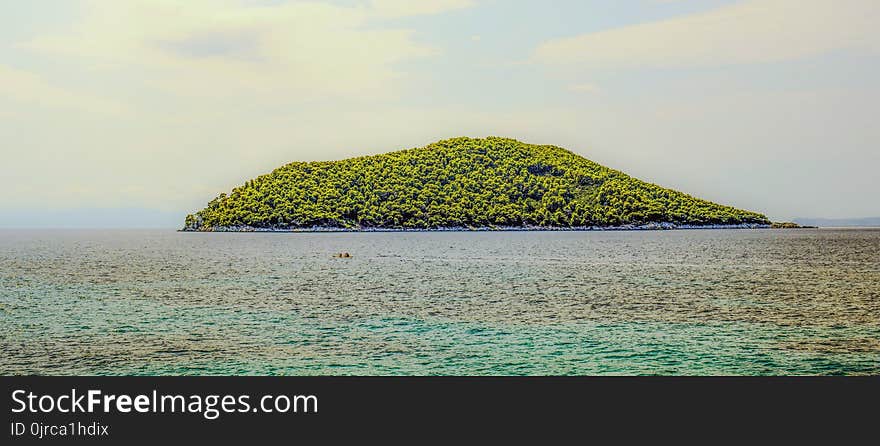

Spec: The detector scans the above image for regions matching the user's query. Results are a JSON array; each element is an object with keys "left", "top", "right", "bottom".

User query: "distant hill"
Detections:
[
  {"left": 794, "top": 217, "right": 880, "bottom": 227},
  {"left": 184, "top": 137, "right": 768, "bottom": 231}
]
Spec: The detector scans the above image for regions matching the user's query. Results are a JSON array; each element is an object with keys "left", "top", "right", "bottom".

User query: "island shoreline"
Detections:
[{"left": 180, "top": 222, "right": 773, "bottom": 232}]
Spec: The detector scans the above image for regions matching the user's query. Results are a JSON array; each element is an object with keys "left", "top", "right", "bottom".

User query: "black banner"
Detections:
[{"left": 2, "top": 377, "right": 877, "bottom": 443}]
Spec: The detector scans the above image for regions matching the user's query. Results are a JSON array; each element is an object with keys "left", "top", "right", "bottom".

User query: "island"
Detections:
[
  {"left": 183, "top": 137, "right": 770, "bottom": 231},
  {"left": 770, "top": 222, "right": 816, "bottom": 229}
]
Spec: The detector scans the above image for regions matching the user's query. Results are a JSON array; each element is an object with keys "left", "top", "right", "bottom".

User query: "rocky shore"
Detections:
[{"left": 181, "top": 222, "right": 771, "bottom": 232}]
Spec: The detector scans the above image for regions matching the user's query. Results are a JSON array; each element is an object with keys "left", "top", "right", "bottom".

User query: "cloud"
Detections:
[
  {"left": 19, "top": 0, "right": 476, "bottom": 102},
  {"left": 0, "top": 65, "right": 126, "bottom": 114},
  {"left": 369, "top": 0, "right": 474, "bottom": 19},
  {"left": 534, "top": 0, "right": 879, "bottom": 68},
  {"left": 159, "top": 29, "right": 263, "bottom": 61},
  {"left": 568, "top": 83, "right": 600, "bottom": 93}
]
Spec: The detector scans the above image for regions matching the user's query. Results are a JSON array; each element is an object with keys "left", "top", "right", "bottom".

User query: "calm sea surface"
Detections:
[{"left": 1, "top": 228, "right": 877, "bottom": 375}]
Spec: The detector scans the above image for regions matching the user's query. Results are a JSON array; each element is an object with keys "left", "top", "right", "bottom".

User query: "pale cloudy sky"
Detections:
[{"left": 1, "top": 0, "right": 878, "bottom": 227}]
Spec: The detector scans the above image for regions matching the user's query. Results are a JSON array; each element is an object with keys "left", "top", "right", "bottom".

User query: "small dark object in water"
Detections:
[{"left": 333, "top": 252, "right": 352, "bottom": 258}]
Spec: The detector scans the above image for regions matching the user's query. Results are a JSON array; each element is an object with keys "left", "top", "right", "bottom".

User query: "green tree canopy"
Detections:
[{"left": 184, "top": 137, "right": 768, "bottom": 230}]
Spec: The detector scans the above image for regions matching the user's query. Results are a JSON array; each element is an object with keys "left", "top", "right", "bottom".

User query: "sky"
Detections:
[{"left": 1, "top": 0, "right": 878, "bottom": 227}]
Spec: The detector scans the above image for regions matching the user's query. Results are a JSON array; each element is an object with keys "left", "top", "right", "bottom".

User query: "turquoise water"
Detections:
[{"left": 1, "top": 228, "right": 877, "bottom": 375}]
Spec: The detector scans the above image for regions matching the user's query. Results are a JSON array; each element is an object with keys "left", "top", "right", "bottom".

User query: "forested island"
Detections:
[{"left": 183, "top": 137, "right": 769, "bottom": 231}]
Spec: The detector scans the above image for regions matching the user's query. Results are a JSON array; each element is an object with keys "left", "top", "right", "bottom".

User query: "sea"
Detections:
[{"left": 1, "top": 228, "right": 877, "bottom": 375}]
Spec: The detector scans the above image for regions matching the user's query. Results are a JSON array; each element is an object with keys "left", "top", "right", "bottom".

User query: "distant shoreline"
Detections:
[{"left": 180, "top": 222, "right": 774, "bottom": 232}]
